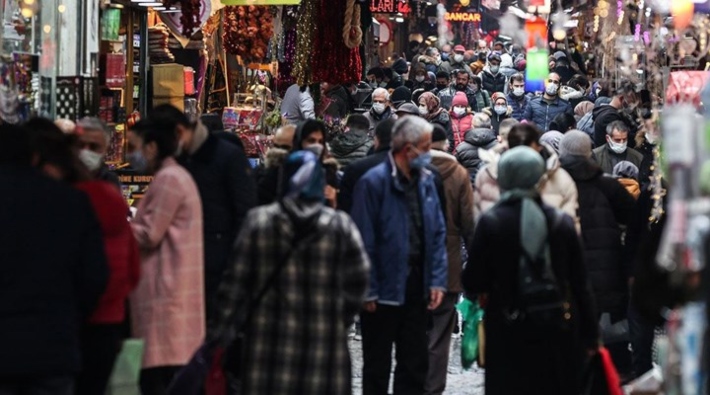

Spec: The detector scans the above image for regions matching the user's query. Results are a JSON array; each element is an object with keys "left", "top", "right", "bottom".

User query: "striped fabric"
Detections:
[{"left": 212, "top": 202, "right": 370, "bottom": 394}]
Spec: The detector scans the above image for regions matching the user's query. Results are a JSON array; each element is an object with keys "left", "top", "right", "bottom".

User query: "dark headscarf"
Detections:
[{"left": 292, "top": 119, "right": 327, "bottom": 150}]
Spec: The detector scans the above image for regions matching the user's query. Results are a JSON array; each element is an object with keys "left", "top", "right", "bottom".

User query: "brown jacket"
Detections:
[{"left": 431, "top": 150, "right": 475, "bottom": 293}]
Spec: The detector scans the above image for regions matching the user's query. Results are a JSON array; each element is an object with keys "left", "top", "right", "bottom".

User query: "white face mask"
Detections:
[
  {"left": 607, "top": 138, "right": 628, "bottom": 154},
  {"left": 305, "top": 143, "right": 324, "bottom": 157},
  {"left": 512, "top": 87, "right": 525, "bottom": 97},
  {"left": 494, "top": 105, "right": 507, "bottom": 115},
  {"left": 453, "top": 54, "right": 464, "bottom": 63},
  {"left": 79, "top": 149, "right": 103, "bottom": 172},
  {"left": 418, "top": 105, "right": 429, "bottom": 116},
  {"left": 545, "top": 84, "right": 559, "bottom": 96},
  {"left": 372, "top": 103, "right": 386, "bottom": 114},
  {"left": 453, "top": 106, "right": 466, "bottom": 116},
  {"left": 416, "top": 75, "right": 426, "bottom": 82}
]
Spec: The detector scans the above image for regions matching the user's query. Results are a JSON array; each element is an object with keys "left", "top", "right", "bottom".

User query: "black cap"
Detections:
[{"left": 432, "top": 124, "right": 447, "bottom": 143}]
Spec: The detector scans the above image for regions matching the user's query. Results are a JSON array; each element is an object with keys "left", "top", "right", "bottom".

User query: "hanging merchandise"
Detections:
[
  {"left": 148, "top": 24, "right": 176, "bottom": 64},
  {"left": 293, "top": 0, "right": 317, "bottom": 86},
  {"left": 311, "top": 0, "right": 362, "bottom": 85},
  {"left": 223, "top": 6, "right": 274, "bottom": 63},
  {"left": 343, "top": 0, "right": 362, "bottom": 49},
  {"left": 163, "top": 0, "right": 202, "bottom": 37}
]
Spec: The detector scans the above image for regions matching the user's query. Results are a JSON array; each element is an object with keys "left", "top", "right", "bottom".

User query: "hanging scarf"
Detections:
[{"left": 497, "top": 146, "right": 547, "bottom": 261}]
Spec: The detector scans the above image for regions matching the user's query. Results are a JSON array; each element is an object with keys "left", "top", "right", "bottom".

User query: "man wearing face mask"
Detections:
[
  {"left": 406, "top": 64, "right": 435, "bottom": 92},
  {"left": 507, "top": 73, "right": 530, "bottom": 121},
  {"left": 364, "top": 88, "right": 398, "bottom": 136},
  {"left": 522, "top": 72, "right": 574, "bottom": 131},
  {"left": 419, "top": 47, "right": 443, "bottom": 74},
  {"left": 367, "top": 67, "right": 388, "bottom": 89},
  {"left": 439, "top": 45, "right": 472, "bottom": 75},
  {"left": 77, "top": 117, "right": 121, "bottom": 189},
  {"left": 593, "top": 120, "right": 643, "bottom": 175},
  {"left": 437, "top": 70, "right": 484, "bottom": 112},
  {"left": 480, "top": 53, "right": 507, "bottom": 95},
  {"left": 351, "top": 116, "right": 447, "bottom": 395},
  {"left": 592, "top": 81, "right": 639, "bottom": 148}
]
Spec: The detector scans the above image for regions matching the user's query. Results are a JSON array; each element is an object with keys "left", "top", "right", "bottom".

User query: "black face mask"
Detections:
[{"left": 436, "top": 84, "right": 448, "bottom": 91}]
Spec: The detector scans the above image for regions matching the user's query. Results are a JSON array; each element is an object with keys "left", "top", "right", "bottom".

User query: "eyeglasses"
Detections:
[{"left": 548, "top": 79, "right": 561, "bottom": 85}]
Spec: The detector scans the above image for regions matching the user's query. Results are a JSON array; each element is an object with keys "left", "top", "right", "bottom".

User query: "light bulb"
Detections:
[{"left": 553, "top": 29, "right": 566, "bottom": 40}]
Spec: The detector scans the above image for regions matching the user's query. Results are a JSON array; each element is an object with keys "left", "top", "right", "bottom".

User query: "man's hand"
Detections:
[
  {"left": 428, "top": 289, "right": 444, "bottom": 310},
  {"left": 363, "top": 301, "right": 377, "bottom": 313}
]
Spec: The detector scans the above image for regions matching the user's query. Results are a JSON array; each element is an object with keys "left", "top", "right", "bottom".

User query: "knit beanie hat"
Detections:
[
  {"left": 559, "top": 130, "right": 593, "bottom": 159},
  {"left": 491, "top": 92, "right": 507, "bottom": 104},
  {"left": 452, "top": 92, "right": 468, "bottom": 108},
  {"left": 391, "top": 86, "right": 412, "bottom": 106},
  {"left": 432, "top": 124, "right": 448, "bottom": 143}
]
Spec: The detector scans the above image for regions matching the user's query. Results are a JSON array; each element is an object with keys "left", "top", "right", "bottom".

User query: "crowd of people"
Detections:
[{"left": 0, "top": 38, "right": 665, "bottom": 395}]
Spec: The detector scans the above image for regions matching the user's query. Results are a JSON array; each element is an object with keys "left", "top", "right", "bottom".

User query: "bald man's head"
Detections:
[{"left": 273, "top": 125, "right": 297, "bottom": 151}]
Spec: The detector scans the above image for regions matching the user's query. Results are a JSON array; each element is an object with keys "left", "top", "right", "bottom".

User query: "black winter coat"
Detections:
[
  {"left": 561, "top": 156, "right": 636, "bottom": 318},
  {"left": 462, "top": 200, "right": 598, "bottom": 395},
  {"left": 338, "top": 149, "right": 389, "bottom": 214},
  {"left": 0, "top": 166, "right": 108, "bottom": 376},
  {"left": 481, "top": 69, "right": 507, "bottom": 94},
  {"left": 635, "top": 140, "right": 655, "bottom": 189},
  {"left": 329, "top": 131, "right": 374, "bottom": 168},
  {"left": 455, "top": 128, "right": 498, "bottom": 185},
  {"left": 178, "top": 132, "right": 257, "bottom": 321}
]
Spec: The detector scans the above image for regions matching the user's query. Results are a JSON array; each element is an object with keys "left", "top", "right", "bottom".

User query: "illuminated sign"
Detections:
[
  {"left": 444, "top": 12, "right": 482, "bottom": 22},
  {"left": 221, "top": 0, "right": 301, "bottom": 4},
  {"left": 370, "top": 0, "right": 411, "bottom": 14}
]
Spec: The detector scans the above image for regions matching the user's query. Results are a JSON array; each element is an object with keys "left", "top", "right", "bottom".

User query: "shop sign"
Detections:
[
  {"left": 444, "top": 12, "right": 482, "bottom": 22},
  {"left": 370, "top": 0, "right": 411, "bottom": 14},
  {"left": 220, "top": 0, "right": 301, "bottom": 4}
]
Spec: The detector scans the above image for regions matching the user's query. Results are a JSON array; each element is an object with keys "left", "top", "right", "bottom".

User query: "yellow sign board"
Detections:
[{"left": 220, "top": 0, "right": 301, "bottom": 4}]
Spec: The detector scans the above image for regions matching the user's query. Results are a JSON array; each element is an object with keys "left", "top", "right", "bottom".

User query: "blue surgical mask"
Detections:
[
  {"left": 128, "top": 151, "right": 148, "bottom": 173},
  {"left": 410, "top": 149, "right": 432, "bottom": 170}
]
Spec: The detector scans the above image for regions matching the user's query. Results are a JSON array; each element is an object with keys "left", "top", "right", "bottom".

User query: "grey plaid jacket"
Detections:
[{"left": 211, "top": 201, "right": 370, "bottom": 394}]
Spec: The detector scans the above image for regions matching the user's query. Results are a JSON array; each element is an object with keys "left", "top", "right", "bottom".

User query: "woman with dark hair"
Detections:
[
  {"left": 127, "top": 120, "right": 204, "bottom": 395},
  {"left": 548, "top": 112, "right": 577, "bottom": 133},
  {"left": 27, "top": 117, "right": 140, "bottom": 395}
]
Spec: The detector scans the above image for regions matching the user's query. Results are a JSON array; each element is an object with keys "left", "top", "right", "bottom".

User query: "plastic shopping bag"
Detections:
[
  {"left": 456, "top": 298, "right": 485, "bottom": 370},
  {"left": 106, "top": 339, "right": 144, "bottom": 395}
]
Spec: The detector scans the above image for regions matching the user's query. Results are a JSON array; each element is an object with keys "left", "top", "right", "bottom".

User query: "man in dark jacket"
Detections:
[
  {"left": 391, "top": 52, "right": 409, "bottom": 75},
  {"left": 351, "top": 116, "right": 447, "bottom": 395},
  {"left": 455, "top": 113, "right": 499, "bottom": 186},
  {"left": 330, "top": 114, "right": 374, "bottom": 168},
  {"left": 559, "top": 130, "right": 635, "bottom": 321},
  {"left": 507, "top": 73, "right": 530, "bottom": 121},
  {"left": 592, "top": 120, "right": 644, "bottom": 175},
  {"left": 77, "top": 117, "right": 121, "bottom": 188},
  {"left": 0, "top": 124, "right": 108, "bottom": 394},
  {"left": 438, "top": 44, "right": 473, "bottom": 75},
  {"left": 339, "top": 119, "right": 395, "bottom": 213},
  {"left": 437, "top": 70, "right": 483, "bottom": 111},
  {"left": 480, "top": 52, "right": 507, "bottom": 94},
  {"left": 552, "top": 51, "right": 576, "bottom": 85},
  {"left": 151, "top": 105, "right": 258, "bottom": 323},
  {"left": 522, "top": 72, "right": 574, "bottom": 131},
  {"left": 320, "top": 82, "right": 352, "bottom": 119},
  {"left": 592, "top": 81, "right": 639, "bottom": 148}
]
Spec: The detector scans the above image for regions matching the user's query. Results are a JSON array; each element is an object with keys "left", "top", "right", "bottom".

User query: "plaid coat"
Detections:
[{"left": 212, "top": 201, "right": 370, "bottom": 394}]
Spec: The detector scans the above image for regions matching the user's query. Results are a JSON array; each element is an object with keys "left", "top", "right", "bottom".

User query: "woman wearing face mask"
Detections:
[
  {"left": 419, "top": 92, "right": 454, "bottom": 153},
  {"left": 406, "top": 64, "right": 435, "bottom": 92},
  {"left": 26, "top": 118, "right": 140, "bottom": 395},
  {"left": 483, "top": 92, "right": 513, "bottom": 134},
  {"left": 127, "top": 119, "right": 205, "bottom": 395},
  {"left": 449, "top": 92, "right": 473, "bottom": 153},
  {"left": 292, "top": 119, "right": 340, "bottom": 208}
]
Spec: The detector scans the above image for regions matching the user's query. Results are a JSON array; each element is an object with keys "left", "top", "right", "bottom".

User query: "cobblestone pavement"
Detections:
[{"left": 349, "top": 336, "right": 485, "bottom": 395}]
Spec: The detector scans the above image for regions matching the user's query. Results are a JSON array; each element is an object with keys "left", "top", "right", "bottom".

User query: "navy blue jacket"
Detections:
[
  {"left": 523, "top": 96, "right": 574, "bottom": 131},
  {"left": 351, "top": 153, "right": 448, "bottom": 305},
  {"left": 507, "top": 93, "right": 531, "bottom": 121}
]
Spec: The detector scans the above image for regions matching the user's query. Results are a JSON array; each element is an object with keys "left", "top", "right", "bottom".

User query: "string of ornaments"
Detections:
[{"left": 292, "top": 0, "right": 317, "bottom": 86}]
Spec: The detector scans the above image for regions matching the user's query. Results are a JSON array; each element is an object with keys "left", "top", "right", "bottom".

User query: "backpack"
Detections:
[{"left": 488, "top": 207, "right": 570, "bottom": 331}]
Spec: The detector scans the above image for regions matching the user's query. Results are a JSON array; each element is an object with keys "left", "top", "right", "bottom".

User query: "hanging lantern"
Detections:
[
  {"left": 525, "top": 15, "right": 547, "bottom": 49},
  {"left": 526, "top": 48, "right": 549, "bottom": 93},
  {"left": 671, "top": 0, "right": 694, "bottom": 30}
]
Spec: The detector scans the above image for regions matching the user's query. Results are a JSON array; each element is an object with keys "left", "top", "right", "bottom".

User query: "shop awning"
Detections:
[{"left": 220, "top": 0, "right": 301, "bottom": 4}]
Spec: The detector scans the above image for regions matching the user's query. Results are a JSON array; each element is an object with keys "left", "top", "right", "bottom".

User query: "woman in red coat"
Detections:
[
  {"left": 450, "top": 91, "right": 474, "bottom": 153},
  {"left": 26, "top": 118, "right": 140, "bottom": 395}
]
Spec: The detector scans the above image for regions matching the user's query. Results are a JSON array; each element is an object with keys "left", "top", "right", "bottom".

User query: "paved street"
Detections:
[{"left": 349, "top": 336, "right": 486, "bottom": 394}]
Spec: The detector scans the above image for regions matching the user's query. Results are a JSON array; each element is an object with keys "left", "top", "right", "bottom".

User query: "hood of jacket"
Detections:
[
  {"left": 329, "top": 131, "right": 371, "bottom": 157},
  {"left": 431, "top": 150, "right": 460, "bottom": 179},
  {"left": 464, "top": 128, "right": 497, "bottom": 148},
  {"left": 592, "top": 103, "right": 620, "bottom": 123},
  {"left": 560, "top": 155, "right": 603, "bottom": 182}
]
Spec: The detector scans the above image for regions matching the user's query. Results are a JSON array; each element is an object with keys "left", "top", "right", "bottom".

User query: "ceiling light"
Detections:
[
  {"left": 137, "top": 1, "right": 163, "bottom": 5},
  {"left": 131, "top": 0, "right": 159, "bottom": 2},
  {"left": 153, "top": 6, "right": 166, "bottom": 9}
]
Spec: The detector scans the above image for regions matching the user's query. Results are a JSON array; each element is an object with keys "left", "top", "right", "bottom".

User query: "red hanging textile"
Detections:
[{"left": 310, "top": 0, "right": 362, "bottom": 84}]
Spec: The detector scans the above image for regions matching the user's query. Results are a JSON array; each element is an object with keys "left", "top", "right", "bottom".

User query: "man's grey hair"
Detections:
[
  {"left": 391, "top": 117, "right": 433, "bottom": 152},
  {"left": 606, "top": 120, "right": 629, "bottom": 136},
  {"left": 498, "top": 118, "right": 519, "bottom": 141},
  {"left": 372, "top": 88, "right": 390, "bottom": 101},
  {"left": 473, "top": 113, "right": 492, "bottom": 129},
  {"left": 78, "top": 117, "right": 111, "bottom": 144}
]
